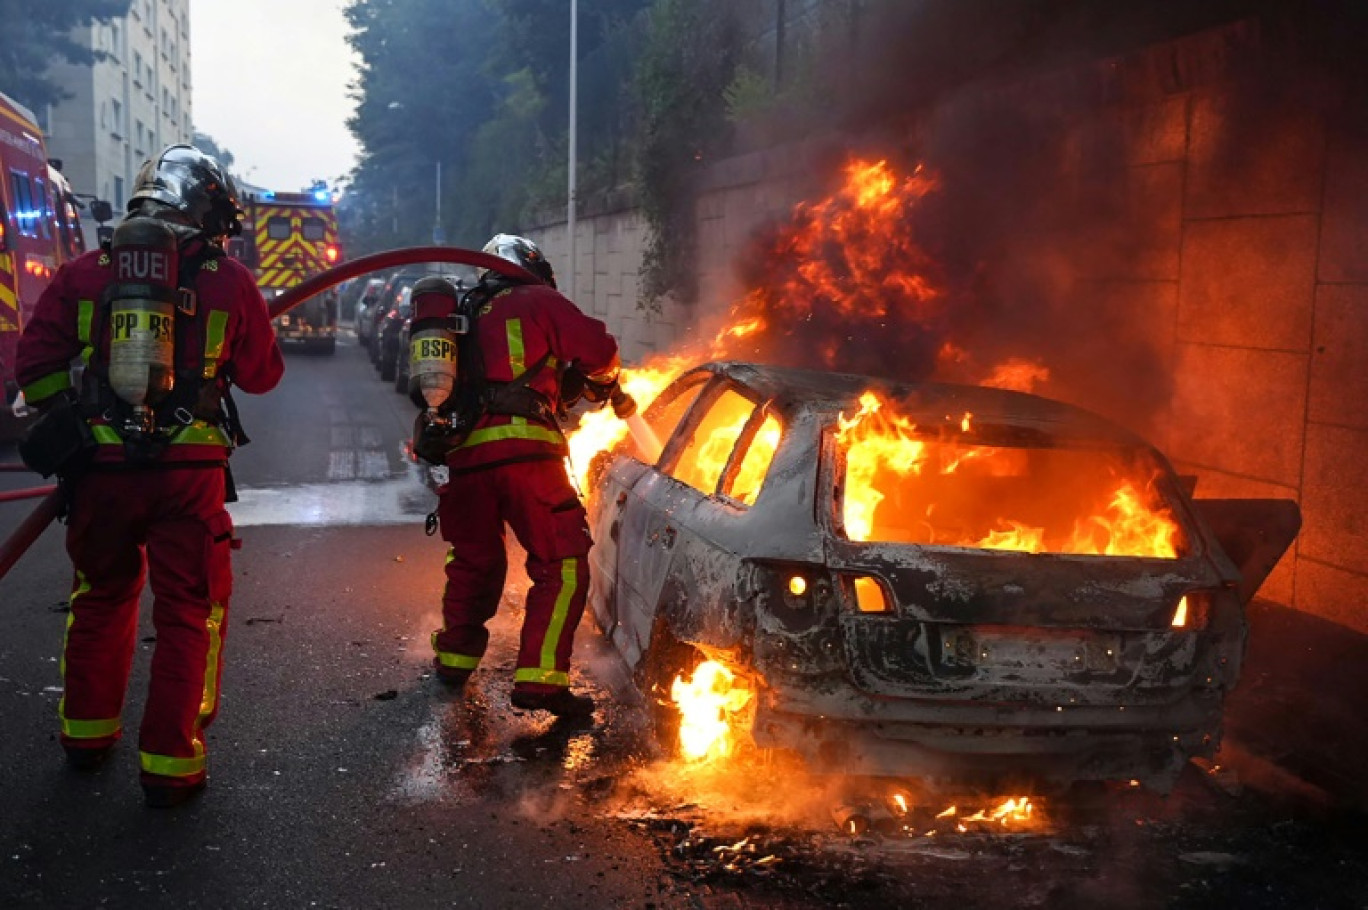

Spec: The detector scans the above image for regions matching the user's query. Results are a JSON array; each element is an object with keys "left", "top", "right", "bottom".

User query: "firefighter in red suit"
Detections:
[
  {"left": 15, "top": 145, "right": 283, "bottom": 807},
  {"left": 428, "top": 234, "right": 619, "bottom": 717}
]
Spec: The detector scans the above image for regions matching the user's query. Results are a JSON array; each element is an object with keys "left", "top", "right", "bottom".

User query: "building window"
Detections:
[
  {"left": 9, "top": 170, "right": 37, "bottom": 237},
  {"left": 133, "top": 52, "right": 143, "bottom": 87},
  {"left": 111, "top": 22, "right": 121, "bottom": 57},
  {"left": 111, "top": 99, "right": 123, "bottom": 138},
  {"left": 113, "top": 176, "right": 125, "bottom": 206}
]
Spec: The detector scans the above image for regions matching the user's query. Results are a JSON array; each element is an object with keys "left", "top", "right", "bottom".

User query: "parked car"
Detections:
[
  {"left": 352, "top": 277, "right": 386, "bottom": 346},
  {"left": 366, "top": 269, "right": 423, "bottom": 364},
  {"left": 375, "top": 283, "right": 420, "bottom": 382},
  {"left": 585, "top": 362, "right": 1300, "bottom": 791},
  {"left": 393, "top": 273, "right": 471, "bottom": 394}
]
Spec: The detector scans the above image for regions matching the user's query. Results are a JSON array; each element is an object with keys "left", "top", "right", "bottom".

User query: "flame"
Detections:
[
  {"left": 670, "top": 660, "right": 754, "bottom": 763},
  {"left": 836, "top": 391, "right": 1184, "bottom": 557},
  {"left": 566, "top": 355, "right": 691, "bottom": 490},
  {"left": 981, "top": 358, "right": 1051, "bottom": 393},
  {"left": 711, "top": 158, "right": 943, "bottom": 372}
]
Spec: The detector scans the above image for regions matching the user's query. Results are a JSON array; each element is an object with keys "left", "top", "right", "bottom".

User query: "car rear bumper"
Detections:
[{"left": 750, "top": 684, "right": 1223, "bottom": 789}]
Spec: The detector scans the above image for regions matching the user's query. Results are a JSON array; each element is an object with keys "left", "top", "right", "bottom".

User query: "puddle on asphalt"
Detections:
[{"left": 228, "top": 476, "right": 437, "bottom": 527}]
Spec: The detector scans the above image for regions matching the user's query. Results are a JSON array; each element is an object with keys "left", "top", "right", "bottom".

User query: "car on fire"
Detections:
[{"left": 585, "top": 362, "right": 1300, "bottom": 791}]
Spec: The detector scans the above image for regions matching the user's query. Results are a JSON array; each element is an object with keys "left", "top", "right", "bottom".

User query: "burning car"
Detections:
[{"left": 584, "top": 361, "right": 1300, "bottom": 791}]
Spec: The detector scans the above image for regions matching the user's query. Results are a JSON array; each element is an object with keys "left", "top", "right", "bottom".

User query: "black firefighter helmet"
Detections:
[
  {"left": 480, "top": 233, "right": 555, "bottom": 288},
  {"left": 127, "top": 144, "right": 244, "bottom": 238}
]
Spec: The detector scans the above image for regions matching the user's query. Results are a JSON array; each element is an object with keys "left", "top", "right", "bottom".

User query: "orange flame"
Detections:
[
  {"left": 711, "top": 158, "right": 944, "bottom": 373},
  {"left": 566, "top": 355, "right": 691, "bottom": 490},
  {"left": 671, "top": 660, "right": 754, "bottom": 762},
  {"left": 836, "top": 391, "right": 1183, "bottom": 557}
]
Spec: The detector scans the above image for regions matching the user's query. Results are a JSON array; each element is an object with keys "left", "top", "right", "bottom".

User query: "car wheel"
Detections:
[
  {"left": 379, "top": 349, "right": 397, "bottom": 382},
  {"left": 635, "top": 620, "right": 702, "bottom": 759}
]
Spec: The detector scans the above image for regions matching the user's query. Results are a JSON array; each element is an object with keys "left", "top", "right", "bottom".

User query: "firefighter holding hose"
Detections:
[
  {"left": 414, "top": 234, "right": 626, "bottom": 718},
  {"left": 13, "top": 144, "right": 283, "bottom": 808}
]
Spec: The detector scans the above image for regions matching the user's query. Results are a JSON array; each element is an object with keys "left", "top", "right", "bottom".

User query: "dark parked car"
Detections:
[
  {"left": 352, "top": 277, "right": 386, "bottom": 346},
  {"left": 585, "top": 362, "right": 1300, "bottom": 791},
  {"left": 365, "top": 269, "right": 423, "bottom": 364},
  {"left": 374, "top": 284, "right": 413, "bottom": 382}
]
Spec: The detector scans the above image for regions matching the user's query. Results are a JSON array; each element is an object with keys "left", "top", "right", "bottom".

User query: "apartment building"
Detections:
[{"left": 42, "top": 0, "right": 193, "bottom": 245}]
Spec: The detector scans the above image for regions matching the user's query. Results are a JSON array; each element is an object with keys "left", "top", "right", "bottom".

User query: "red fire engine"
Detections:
[
  {"left": 0, "top": 90, "right": 101, "bottom": 438},
  {"left": 229, "top": 187, "right": 341, "bottom": 355}
]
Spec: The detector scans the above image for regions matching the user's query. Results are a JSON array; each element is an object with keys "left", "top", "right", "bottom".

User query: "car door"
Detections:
[
  {"left": 592, "top": 373, "right": 711, "bottom": 667},
  {"left": 614, "top": 380, "right": 779, "bottom": 666}
]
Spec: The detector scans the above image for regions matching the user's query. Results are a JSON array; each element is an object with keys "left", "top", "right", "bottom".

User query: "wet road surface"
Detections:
[{"left": 1, "top": 332, "right": 1366, "bottom": 909}]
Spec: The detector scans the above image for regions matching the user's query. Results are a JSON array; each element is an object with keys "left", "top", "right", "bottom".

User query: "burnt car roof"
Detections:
[{"left": 691, "top": 361, "right": 1153, "bottom": 450}]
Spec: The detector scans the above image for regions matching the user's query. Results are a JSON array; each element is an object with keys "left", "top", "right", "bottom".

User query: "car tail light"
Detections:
[
  {"left": 1171, "top": 590, "right": 1214, "bottom": 629},
  {"left": 748, "top": 562, "right": 834, "bottom": 621},
  {"left": 838, "top": 573, "right": 893, "bottom": 614}
]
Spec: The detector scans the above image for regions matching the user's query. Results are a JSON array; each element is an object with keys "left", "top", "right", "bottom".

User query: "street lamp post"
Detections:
[{"left": 568, "top": 0, "right": 578, "bottom": 295}]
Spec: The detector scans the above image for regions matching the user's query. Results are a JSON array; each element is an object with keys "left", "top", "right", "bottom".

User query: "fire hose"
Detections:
[{"left": 0, "top": 245, "right": 646, "bottom": 582}]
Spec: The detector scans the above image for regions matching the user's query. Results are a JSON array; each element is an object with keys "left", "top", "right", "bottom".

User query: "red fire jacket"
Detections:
[
  {"left": 449, "top": 283, "right": 619, "bottom": 473},
  {"left": 16, "top": 243, "right": 284, "bottom": 463}
]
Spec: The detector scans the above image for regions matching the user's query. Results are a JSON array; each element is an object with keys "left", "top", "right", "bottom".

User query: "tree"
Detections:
[{"left": 0, "top": 0, "right": 131, "bottom": 111}]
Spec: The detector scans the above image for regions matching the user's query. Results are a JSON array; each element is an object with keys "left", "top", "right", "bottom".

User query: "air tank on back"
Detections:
[
  {"left": 407, "top": 276, "right": 466, "bottom": 412},
  {"left": 106, "top": 217, "right": 179, "bottom": 433}
]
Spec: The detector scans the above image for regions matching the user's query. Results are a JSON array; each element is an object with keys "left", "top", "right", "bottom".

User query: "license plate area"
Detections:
[{"left": 939, "top": 625, "right": 1121, "bottom": 679}]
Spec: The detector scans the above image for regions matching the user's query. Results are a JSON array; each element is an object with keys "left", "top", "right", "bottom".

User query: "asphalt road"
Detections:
[{"left": 2, "top": 331, "right": 1366, "bottom": 910}]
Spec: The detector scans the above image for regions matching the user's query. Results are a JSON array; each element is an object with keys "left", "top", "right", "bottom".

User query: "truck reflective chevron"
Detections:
[{"left": 229, "top": 186, "right": 341, "bottom": 356}]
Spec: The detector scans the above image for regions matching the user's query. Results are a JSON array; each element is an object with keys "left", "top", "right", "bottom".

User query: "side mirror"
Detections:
[{"left": 90, "top": 200, "right": 114, "bottom": 223}]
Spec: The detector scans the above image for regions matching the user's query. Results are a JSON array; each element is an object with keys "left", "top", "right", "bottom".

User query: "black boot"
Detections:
[
  {"left": 511, "top": 688, "right": 595, "bottom": 718},
  {"left": 435, "top": 666, "right": 472, "bottom": 689},
  {"left": 142, "top": 778, "right": 206, "bottom": 809},
  {"left": 63, "top": 744, "right": 113, "bottom": 772}
]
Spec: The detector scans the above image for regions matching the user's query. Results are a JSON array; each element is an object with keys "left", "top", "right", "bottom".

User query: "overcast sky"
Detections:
[{"left": 188, "top": 0, "right": 361, "bottom": 192}]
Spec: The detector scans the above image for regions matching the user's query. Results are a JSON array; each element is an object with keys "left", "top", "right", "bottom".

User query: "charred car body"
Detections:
[{"left": 586, "top": 362, "right": 1300, "bottom": 790}]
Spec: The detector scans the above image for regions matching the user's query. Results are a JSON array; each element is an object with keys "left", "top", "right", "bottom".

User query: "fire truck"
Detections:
[
  {"left": 232, "top": 187, "right": 341, "bottom": 355},
  {"left": 0, "top": 90, "right": 104, "bottom": 438}
]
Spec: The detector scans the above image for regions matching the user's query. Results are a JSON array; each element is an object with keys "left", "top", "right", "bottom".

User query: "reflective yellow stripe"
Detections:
[
  {"left": 197, "top": 600, "right": 225, "bottom": 723},
  {"left": 77, "top": 298, "right": 94, "bottom": 363},
  {"left": 22, "top": 371, "right": 71, "bottom": 404},
  {"left": 204, "top": 310, "right": 228, "bottom": 378},
  {"left": 460, "top": 419, "right": 564, "bottom": 448},
  {"left": 506, "top": 318, "right": 524, "bottom": 375},
  {"left": 60, "top": 573, "right": 119, "bottom": 738},
  {"left": 91, "top": 421, "right": 230, "bottom": 447},
  {"left": 170, "top": 423, "right": 231, "bottom": 446},
  {"left": 62, "top": 716, "right": 122, "bottom": 739},
  {"left": 514, "top": 667, "right": 570, "bottom": 687},
  {"left": 538, "top": 558, "right": 578, "bottom": 673},
  {"left": 434, "top": 650, "right": 481, "bottom": 670},
  {"left": 140, "top": 748, "right": 206, "bottom": 778},
  {"left": 59, "top": 571, "right": 90, "bottom": 683}
]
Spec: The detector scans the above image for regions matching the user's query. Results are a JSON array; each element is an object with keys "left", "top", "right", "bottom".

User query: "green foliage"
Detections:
[
  {"left": 0, "top": 0, "right": 130, "bottom": 111},
  {"left": 341, "top": 0, "right": 650, "bottom": 257},
  {"left": 723, "top": 64, "right": 772, "bottom": 124},
  {"left": 634, "top": 0, "right": 743, "bottom": 308}
]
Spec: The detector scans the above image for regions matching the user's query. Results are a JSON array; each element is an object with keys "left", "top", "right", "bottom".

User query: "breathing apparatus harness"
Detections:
[
  {"left": 82, "top": 218, "right": 250, "bottom": 466},
  {"left": 412, "top": 273, "right": 578, "bottom": 464}
]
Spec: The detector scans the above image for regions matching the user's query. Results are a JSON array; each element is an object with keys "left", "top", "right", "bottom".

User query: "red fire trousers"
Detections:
[
  {"left": 433, "top": 459, "right": 592, "bottom": 694},
  {"left": 60, "top": 466, "right": 233, "bottom": 789}
]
